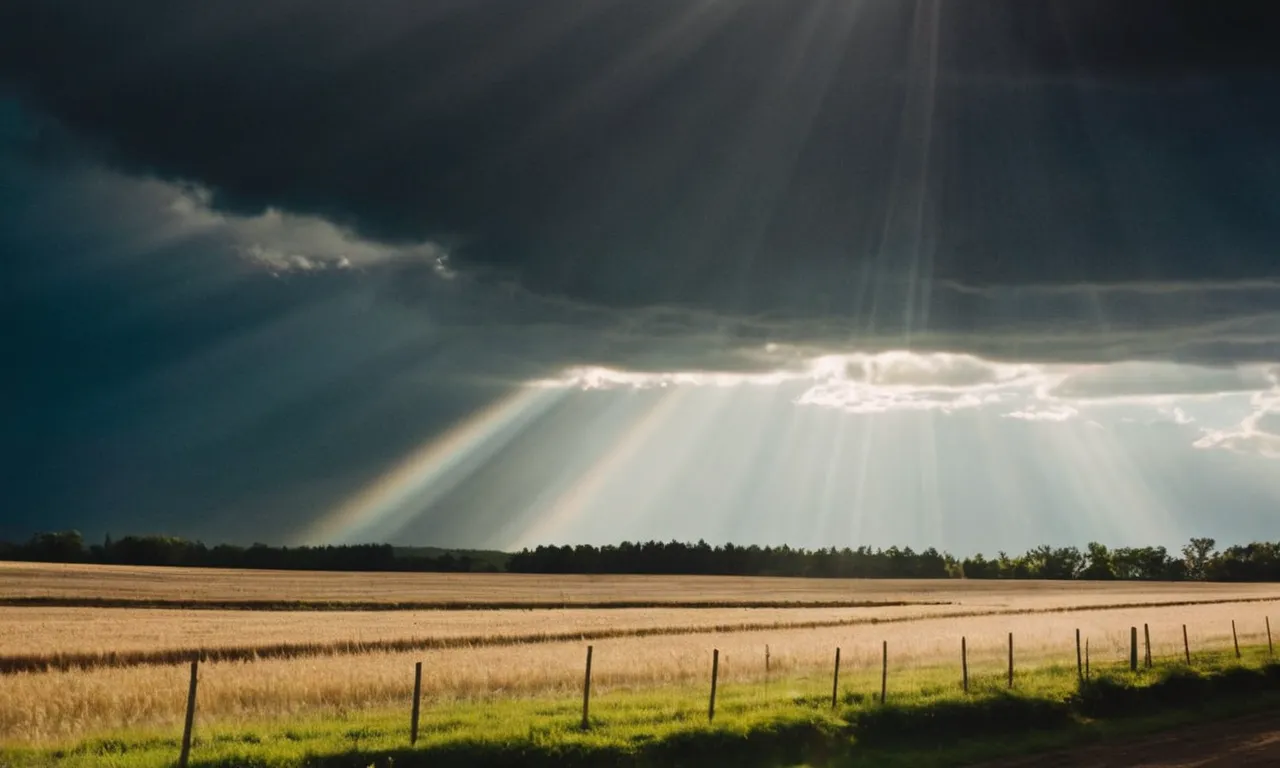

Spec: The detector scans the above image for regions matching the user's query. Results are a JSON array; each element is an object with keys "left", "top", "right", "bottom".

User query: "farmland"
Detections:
[
  {"left": 3, "top": 562, "right": 1280, "bottom": 766},
  {"left": 7, "top": 560, "right": 1279, "bottom": 608}
]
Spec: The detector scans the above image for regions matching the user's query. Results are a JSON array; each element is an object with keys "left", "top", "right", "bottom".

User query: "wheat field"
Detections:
[
  {"left": 6, "top": 561, "right": 1276, "bottom": 606},
  {"left": 0, "top": 604, "right": 963, "bottom": 660},
  {"left": 3, "top": 562, "right": 1280, "bottom": 746},
  {"left": 4, "top": 600, "right": 1276, "bottom": 744}
]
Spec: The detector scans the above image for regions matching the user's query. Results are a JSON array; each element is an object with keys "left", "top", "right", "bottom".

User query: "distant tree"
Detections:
[
  {"left": 1080, "top": 542, "right": 1116, "bottom": 580},
  {"left": 8, "top": 528, "right": 1280, "bottom": 584},
  {"left": 1024, "top": 545, "right": 1084, "bottom": 580},
  {"left": 26, "top": 530, "right": 85, "bottom": 562},
  {"left": 960, "top": 553, "right": 998, "bottom": 579},
  {"left": 1182, "top": 537, "right": 1217, "bottom": 580}
]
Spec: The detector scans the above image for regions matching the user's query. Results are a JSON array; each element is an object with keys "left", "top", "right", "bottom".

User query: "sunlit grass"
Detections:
[
  {"left": 4, "top": 596, "right": 1277, "bottom": 743},
  {"left": 5, "top": 647, "right": 1280, "bottom": 767}
]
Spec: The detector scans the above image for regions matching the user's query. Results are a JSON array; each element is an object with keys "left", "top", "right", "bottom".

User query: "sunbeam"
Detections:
[
  {"left": 508, "top": 387, "right": 690, "bottom": 548},
  {"left": 303, "top": 385, "right": 566, "bottom": 545},
  {"left": 6, "top": 0, "right": 1280, "bottom": 560}
]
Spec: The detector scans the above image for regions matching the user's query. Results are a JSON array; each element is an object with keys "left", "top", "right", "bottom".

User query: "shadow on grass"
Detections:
[
  {"left": 852, "top": 693, "right": 1073, "bottom": 747},
  {"left": 189, "top": 716, "right": 848, "bottom": 768}
]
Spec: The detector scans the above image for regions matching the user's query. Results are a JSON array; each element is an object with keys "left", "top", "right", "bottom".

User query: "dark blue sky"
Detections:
[{"left": 2, "top": 1, "right": 1278, "bottom": 549}]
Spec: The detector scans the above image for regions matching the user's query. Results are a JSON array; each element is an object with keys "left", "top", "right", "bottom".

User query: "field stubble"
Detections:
[
  {"left": 4, "top": 563, "right": 1280, "bottom": 746},
  {"left": 5, "top": 561, "right": 1276, "bottom": 607},
  {"left": 3, "top": 597, "right": 1279, "bottom": 744}
]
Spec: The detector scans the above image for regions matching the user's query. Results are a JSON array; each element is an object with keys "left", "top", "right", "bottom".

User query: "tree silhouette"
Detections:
[{"left": 3, "top": 531, "right": 1280, "bottom": 582}]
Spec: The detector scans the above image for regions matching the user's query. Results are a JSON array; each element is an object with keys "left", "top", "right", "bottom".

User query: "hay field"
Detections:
[
  {"left": 4, "top": 562, "right": 1280, "bottom": 746},
  {"left": 6, "top": 560, "right": 1277, "bottom": 607},
  {"left": 4, "top": 599, "right": 1278, "bottom": 744},
  {"left": 0, "top": 604, "right": 964, "bottom": 661}
]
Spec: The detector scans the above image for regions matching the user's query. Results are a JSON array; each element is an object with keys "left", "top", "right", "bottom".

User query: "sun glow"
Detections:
[
  {"left": 303, "top": 352, "right": 1280, "bottom": 549},
  {"left": 303, "top": 386, "right": 566, "bottom": 545}
]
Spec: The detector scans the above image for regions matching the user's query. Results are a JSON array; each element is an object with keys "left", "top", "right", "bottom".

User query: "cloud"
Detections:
[
  {"left": 1049, "top": 362, "right": 1277, "bottom": 401},
  {"left": 145, "top": 176, "right": 1280, "bottom": 372},
  {"left": 1195, "top": 421, "right": 1280, "bottom": 460},
  {"left": 1004, "top": 406, "right": 1079, "bottom": 422},
  {"left": 4, "top": 92, "right": 1280, "bottom": 373},
  {"left": 4, "top": 127, "right": 1278, "bottom": 461},
  {"left": 165, "top": 186, "right": 451, "bottom": 276},
  {"left": 7, "top": 143, "right": 1276, "bottom": 386},
  {"left": 822, "top": 352, "right": 1041, "bottom": 389},
  {"left": 6, "top": 3, "right": 1280, "bottom": 547},
  {"left": 1193, "top": 375, "right": 1280, "bottom": 459},
  {"left": 793, "top": 353, "right": 1047, "bottom": 415},
  {"left": 537, "top": 352, "right": 1049, "bottom": 415},
  {"left": 2, "top": 0, "right": 1279, "bottom": 333}
]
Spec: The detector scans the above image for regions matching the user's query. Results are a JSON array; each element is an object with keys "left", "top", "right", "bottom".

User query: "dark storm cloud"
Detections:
[
  {"left": 5, "top": 2, "right": 1280, "bottom": 545},
  {"left": 2, "top": 0, "right": 1278, "bottom": 325}
]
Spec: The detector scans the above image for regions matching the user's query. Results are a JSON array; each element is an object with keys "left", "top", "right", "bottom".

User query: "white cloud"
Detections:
[
  {"left": 540, "top": 353, "right": 1280, "bottom": 459},
  {"left": 1004, "top": 406, "right": 1079, "bottom": 422},
  {"left": 36, "top": 162, "right": 1280, "bottom": 451},
  {"left": 159, "top": 182, "right": 450, "bottom": 275},
  {"left": 1050, "top": 362, "right": 1274, "bottom": 401},
  {"left": 540, "top": 352, "right": 1058, "bottom": 416},
  {"left": 1194, "top": 425, "right": 1280, "bottom": 459},
  {"left": 537, "top": 366, "right": 797, "bottom": 390},
  {"left": 797, "top": 352, "right": 1053, "bottom": 414},
  {"left": 1193, "top": 384, "right": 1280, "bottom": 460},
  {"left": 822, "top": 351, "right": 1042, "bottom": 389}
]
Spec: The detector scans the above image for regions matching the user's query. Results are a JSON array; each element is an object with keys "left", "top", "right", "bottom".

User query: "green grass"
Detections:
[{"left": 6, "top": 647, "right": 1280, "bottom": 767}]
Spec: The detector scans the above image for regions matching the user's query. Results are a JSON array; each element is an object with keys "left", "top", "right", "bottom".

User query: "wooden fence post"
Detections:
[
  {"left": 961, "top": 636, "right": 969, "bottom": 693},
  {"left": 581, "top": 646, "right": 593, "bottom": 730},
  {"left": 1007, "top": 632, "right": 1014, "bottom": 688},
  {"left": 709, "top": 649, "right": 719, "bottom": 722},
  {"left": 1144, "top": 624, "right": 1152, "bottom": 669},
  {"left": 880, "top": 641, "right": 888, "bottom": 705},
  {"left": 178, "top": 659, "right": 198, "bottom": 768},
  {"left": 410, "top": 661, "right": 423, "bottom": 745},
  {"left": 1268, "top": 617, "right": 1274, "bottom": 658},
  {"left": 1129, "top": 627, "right": 1138, "bottom": 672},
  {"left": 765, "top": 644, "right": 770, "bottom": 678},
  {"left": 1233, "top": 620, "right": 1241, "bottom": 659},
  {"left": 1075, "top": 629, "right": 1082, "bottom": 682},
  {"left": 831, "top": 648, "right": 841, "bottom": 708},
  {"left": 1183, "top": 624, "right": 1191, "bottom": 665},
  {"left": 1085, "top": 638, "right": 1090, "bottom": 679}
]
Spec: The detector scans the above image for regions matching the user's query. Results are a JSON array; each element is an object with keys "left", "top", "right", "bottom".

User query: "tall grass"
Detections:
[
  {"left": 5, "top": 597, "right": 1276, "bottom": 675},
  {"left": 0, "top": 604, "right": 957, "bottom": 672},
  {"left": 4, "top": 599, "right": 1277, "bottom": 744},
  {"left": 6, "top": 649, "right": 1280, "bottom": 768}
]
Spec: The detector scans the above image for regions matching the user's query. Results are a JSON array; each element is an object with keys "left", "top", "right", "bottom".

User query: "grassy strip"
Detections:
[{"left": 6, "top": 647, "right": 1280, "bottom": 767}]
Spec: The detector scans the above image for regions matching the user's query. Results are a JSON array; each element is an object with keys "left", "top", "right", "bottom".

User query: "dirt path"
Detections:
[{"left": 982, "top": 712, "right": 1280, "bottom": 767}]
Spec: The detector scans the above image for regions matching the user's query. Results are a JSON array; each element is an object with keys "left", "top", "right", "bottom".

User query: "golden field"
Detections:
[
  {"left": 0, "top": 604, "right": 959, "bottom": 659},
  {"left": 7, "top": 560, "right": 1279, "bottom": 606},
  {"left": 2, "top": 562, "right": 1279, "bottom": 746}
]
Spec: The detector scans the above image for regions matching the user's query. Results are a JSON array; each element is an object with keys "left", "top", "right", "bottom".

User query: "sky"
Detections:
[{"left": 2, "top": 1, "right": 1279, "bottom": 554}]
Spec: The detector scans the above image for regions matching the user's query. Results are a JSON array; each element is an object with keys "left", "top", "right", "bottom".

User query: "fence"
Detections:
[{"left": 163, "top": 611, "right": 1280, "bottom": 767}]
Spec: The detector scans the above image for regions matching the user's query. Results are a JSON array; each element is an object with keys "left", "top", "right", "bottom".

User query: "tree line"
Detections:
[
  {"left": 0, "top": 531, "right": 502, "bottom": 573},
  {"left": 505, "top": 538, "right": 1250, "bottom": 580},
  {"left": 3, "top": 531, "right": 1279, "bottom": 581}
]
